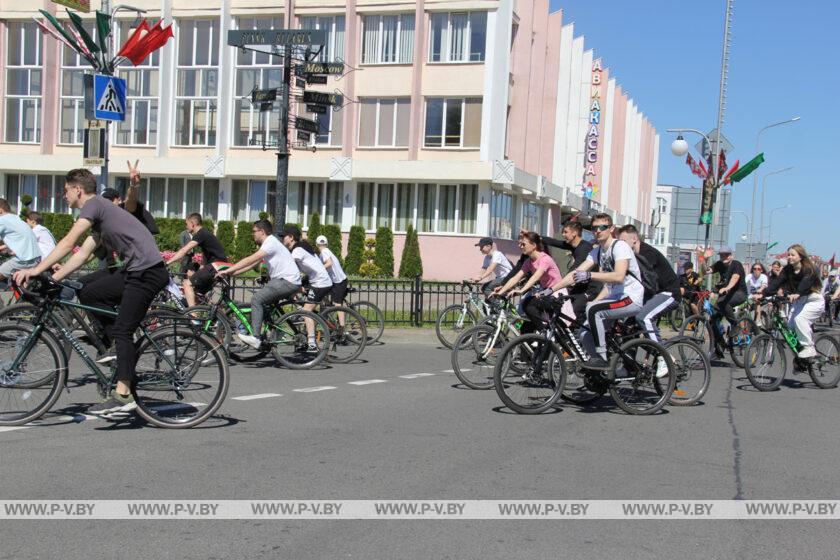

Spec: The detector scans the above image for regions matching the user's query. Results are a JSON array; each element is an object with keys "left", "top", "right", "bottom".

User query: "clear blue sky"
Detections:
[{"left": 548, "top": 0, "right": 839, "bottom": 261}]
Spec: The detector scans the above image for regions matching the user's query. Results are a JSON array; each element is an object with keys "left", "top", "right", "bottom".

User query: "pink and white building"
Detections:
[{"left": 0, "top": 0, "right": 658, "bottom": 280}]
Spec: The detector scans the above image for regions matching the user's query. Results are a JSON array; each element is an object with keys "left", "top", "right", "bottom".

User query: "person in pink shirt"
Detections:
[{"left": 493, "top": 231, "right": 561, "bottom": 332}]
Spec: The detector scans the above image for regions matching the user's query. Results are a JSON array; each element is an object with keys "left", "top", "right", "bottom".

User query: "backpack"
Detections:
[{"left": 597, "top": 240, "right": 658, "bottom": 300}]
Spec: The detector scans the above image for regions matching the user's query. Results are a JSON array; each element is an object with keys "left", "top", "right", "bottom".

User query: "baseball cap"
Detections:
[
  {"left": 101, "top": 188, "right": 120, "bottom": 201},
  {"left": 718, "top": 246, "right": 734, "bottom": 255},
  {"left": 315, "top": 235, "right": 328, "bottom": 246},
  {"left": 475, "top": 237, "right": 493, "bottom": 247},
  {"left": 280, "top": 225, "right": 302, "bottom": 241}
]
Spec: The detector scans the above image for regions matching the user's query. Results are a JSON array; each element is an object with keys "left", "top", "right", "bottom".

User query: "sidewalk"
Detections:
[{"left": 379, "top": 327, "right": 442, "bottom": 346}]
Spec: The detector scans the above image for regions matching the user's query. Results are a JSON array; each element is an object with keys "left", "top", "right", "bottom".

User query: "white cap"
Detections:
[
  {"left": 315, "top": 235, "right": 328, "bottom": 246},
  {"left": 831, "top": 269, "right": 839, "bottom": 276}
]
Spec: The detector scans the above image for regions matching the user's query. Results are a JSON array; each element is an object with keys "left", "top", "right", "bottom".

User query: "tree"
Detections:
[
  {"left": 234, "top": 220, "right": 256, "bottom": 260},
  {"left": 307, "top": 212, "right": 322, "bottom": 243},
  {"left": 345, "top": 225, "right": 365, "bottom": 275},
  {"left": 323, "top": 224, "right": 343, "bottom": 264},
  {"left": 375, "top": 226, "right": 394, "bottom": 277},
  {"left": 216, "top": 221, "right": 235, "bottom": 258},
  {"left": 399, "top": 224, "right": 423, "bottom": 278},
  {"left": 358, "top": 237, "right": 380, "bottom": 278},
  {"left": 19, "top": 194, "right": 33, "bottom": 220}
]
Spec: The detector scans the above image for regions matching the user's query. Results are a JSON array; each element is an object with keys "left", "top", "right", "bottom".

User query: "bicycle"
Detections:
[
  {"left": 0, "top": 275, "right": 229, "bottom": 428},
  {"left": 344, "top": 287, "right": 385, "bottom": 344},
  {"left": 450, "top": 296, "right": 524, "bottom": 390},
  {"left": 186, "top": 276, "right": 332, "bottom": 369},
  {"left": 492, "top": 295, "right": 676, "bottom": 415},
  {"left": 435, "top": 281, "right": 492, "bottom": 349},
  {"left": 743, "top": 295, "right": 840, "bottom": 391},
  {"left": 679, "top": 290, "right": 756, "bottom": 367}
]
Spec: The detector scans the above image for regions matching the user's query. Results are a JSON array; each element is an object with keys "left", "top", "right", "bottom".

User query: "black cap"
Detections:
[
  {"left": 280, "top": 225, "right": 302, "bottom": 241},
  {"left": 475, "top": 237, "right": 493, "bottom": 247},
  {"left": 101, "top": 188, "right": 120, "bottom": 201}
]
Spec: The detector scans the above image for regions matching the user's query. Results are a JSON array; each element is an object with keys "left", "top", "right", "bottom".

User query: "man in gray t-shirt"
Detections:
[{"left": 14, "top": 169, "right": 168, "bottom": 416}]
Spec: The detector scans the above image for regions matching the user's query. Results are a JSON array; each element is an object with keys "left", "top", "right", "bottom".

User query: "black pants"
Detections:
[
  {"left": 711, "top": 289, "right": 747, "bottom": 347},
  {"left": 78, "top": 263, "right": 169, "bottom": 385}
]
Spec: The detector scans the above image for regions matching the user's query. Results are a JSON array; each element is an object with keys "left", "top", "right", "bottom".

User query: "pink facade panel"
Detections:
[
  {"left": 522, "top": 0, "right": 549, "bottom": 174},
  {"left": 607, "top": 88, "right": 627, "bottom": 212},
  {"left": 505, "top": 0, "right": 535, "bottom": 165},
  {"left": 536, "top": 11, "right": 563, "bottom": 180}
]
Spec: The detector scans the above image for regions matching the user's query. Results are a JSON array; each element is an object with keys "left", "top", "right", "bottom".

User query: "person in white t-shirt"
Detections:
[
  {"left": 746, "top": 262, "right": 769, "bottom": 324},
  {"left": 471, "top": 237, "right": 513, "bottom": 295},
  {"left": 551, "top": 213, "right": 644, "bottom": 370},
  {"left": 282, "top": 225, "right": 333, "bottom": 353},
  {"left": 217, "top": 219, "right": 302, "bottom": 350},
  {"left": 315, "top": 234, "right": 350, "bottom": 335},
  {"left": 25, "top": 212, "right": 57, "bottom": 259}
]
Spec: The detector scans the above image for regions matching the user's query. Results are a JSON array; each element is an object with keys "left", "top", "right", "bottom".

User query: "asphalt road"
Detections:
[{"left": 2, "top": 326, "right": 840, "bottom": 559}]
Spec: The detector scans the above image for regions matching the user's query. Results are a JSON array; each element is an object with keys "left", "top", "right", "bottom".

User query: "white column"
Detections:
[
  {"left": 600, "top": 77, "right": 616, "bottom": 204},
  {"left": 476, "top": 183, "right": 492, "bottom": 235},
  {"left": 216, "top": 0, "right": 233, "bottom": 156},
  {"left": 562, "top": 36, "right": 584, "bottom": 191},
  {"left": 479, "top": 3, "right": 512, "bottom": 161},
  {"left": 157, "top": 0, "right": 174, "bottom": 158},
  {"left": 342, "top": 181, "right": 357, "bottom": 231},
  {"left": 218, "top": 177, "right": 232, "bottom": 221},
  {"left": 551, "top": 24, "right": 574, "bottom": 186},
  {"left": 573, "top": 49, "right": 593, "bottom": 195}
]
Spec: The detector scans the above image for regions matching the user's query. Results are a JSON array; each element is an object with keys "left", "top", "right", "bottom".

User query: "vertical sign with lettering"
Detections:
[{"left": 583, "top": 59, "right": 607, "bottom": 201}]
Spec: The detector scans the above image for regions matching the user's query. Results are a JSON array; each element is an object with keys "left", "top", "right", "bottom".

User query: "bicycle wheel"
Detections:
[
  {"left": 184, "top": 305, "right": 232, "bottom": 349},
  {"left": 452, "top": 324, "right": 507, "bottom": 390},
  {"left": 744, "top": 334, "right": 787, "bottom": 391},
  {"left": 493, "top": 334, "right": 566, "bottom": 414},
  {"left": 664, "top": 338, "right": 710, "bottom": 406},
  {"left": 810, "top": 334, "right": 840, "bottom": 389},
  {"left": 561, "top": 359, "right": 603, "bottom": 404},
  {"left": 0, "top": 323, "right": 68, "bottom": 425},
  {"left": 320, "top": 305, "right": 367, "bottom": 364},
  {"left": 609, "top": 338, "right": 676, "bottom": 415},
  {"left": 668, "top": 304, "right": 686, "bottom": 331},
  {"left": 435, "top": 304, "right": 477, "bottom": 349},
  {"left": 348, "top": 301, "right": 385, "bottom": 343},
  {"left": 268, "top": 309, "right": 330, "bottom": 369},
  {"left": 679, "top": 314, "right": 713, "bottom": 357},
  {"left": 132, "top": 327, "right": 229, "bottom": 429},
  {"left": 728, "top": 317, "right": 757, "bottom": 369}
]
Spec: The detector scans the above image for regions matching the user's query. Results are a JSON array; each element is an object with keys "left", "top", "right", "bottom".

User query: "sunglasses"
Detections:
[
  {"left": 752, "top": 267, "right": 762, "bottom": 271},
  {"left": 592, "top": 224, "right": 611, "bottom": 232}
]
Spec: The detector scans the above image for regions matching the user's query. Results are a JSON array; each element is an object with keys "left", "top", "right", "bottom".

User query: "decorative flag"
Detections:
[
  {"left": 116, "top": 19, "right": 149, "bottom": 57},
  {"left": 66, "top": 9, "right": 100, "bottom": 53},
  {"left": 727, "top": 153, "right": 765, "bottom": 184},
  {"left": 121, "top": 21, "right": 173, "bottom": 66},
  {"left": 686, "top": 153, "right": 707, "bottom": 179},
  {"left": 717, "top": 150, "right": 728, "bottom": 180},
  {"left": 37, "top": 9, "right": 87, "bottom": 58},
  {"left": 95, "top": 10, "right": 111, "bottom": 54},
  {"left": 33, "top": 17, "right": 78, "bottom": 53},
  {"left": 830, "top": 253, "right": 836, "bottom": 268},
  {"left": 722, "top": 160, "right": 740, "bottom": 185},
  {"left": 698, "top": 158, "right": 708, "bottom": 178}
]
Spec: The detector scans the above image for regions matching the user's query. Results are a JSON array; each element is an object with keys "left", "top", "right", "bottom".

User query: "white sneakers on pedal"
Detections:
[
  {"left": 237, "top": 333, "right": 262, "bottom": 350},
  {"left": 655, "top": 357, "right": 669, "bottom": 378}
]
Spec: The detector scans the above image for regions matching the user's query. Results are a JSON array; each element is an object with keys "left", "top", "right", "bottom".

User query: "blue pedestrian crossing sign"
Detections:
[{"left": 93, "top": 74, "right": 126, "bottom": 122}]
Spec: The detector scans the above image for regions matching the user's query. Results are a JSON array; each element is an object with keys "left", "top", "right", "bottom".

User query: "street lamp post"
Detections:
[
  {"left": 765, "top": 204, "right": 792, "bottom": 255},
  {"left": 749, "top": 117, "right": 801, "bottom": 260},
  {"left": 759, "top": 166, "right": 794, "bottom": 243}
]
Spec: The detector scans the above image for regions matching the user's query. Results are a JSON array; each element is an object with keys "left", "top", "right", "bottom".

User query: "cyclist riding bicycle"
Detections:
[
  {"left": 699, "top": 246, "right": 747, "bottom": 358},
  {"left": 471, "top": 237, "right": 513, "bottom": 296},
  {"left": 540, "top": 221, "right": 602, "bottom": 323},
  {"left": 747, "top": 262, "right": 769, "bottom": 323},
  {"left": 550, "top": 213, "right": 645, "bottom": 370},
  {"left": 755, "top": 244, "right": 824, "bottom": 360},
  {"left": 218, "top": 219, "right": 303, "bottom": 350},
  {"left": 13, "top": 168, "right": 168, "bottom": 415},
  {"left": 165, "top": 213, "right": 228, "bottom": 307},
  {"left": 680, "top": 261, "right": 703, "bottom": 315}
]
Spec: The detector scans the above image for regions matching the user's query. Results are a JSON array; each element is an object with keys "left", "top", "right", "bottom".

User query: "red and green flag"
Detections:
[
  {"left": 95, "top": 10, "right": 112, "bottom": 54},
  {"left": 116, "top": 19, "right": 150, "bottom": 58},
  {"left": 120, "top": 20, "right": 173, "bottom": 66},
  {"left": 727, "top": 153, "right": 765, "bottom": 184},
  {"left": 722, "top": 159, "right": 740, "bottom": 185},
  {"left": 66, "top": 9, "right": 100, "bottom": 54}
]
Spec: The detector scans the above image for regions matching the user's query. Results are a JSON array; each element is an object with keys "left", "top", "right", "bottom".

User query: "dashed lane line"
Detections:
[
  {"left": 232, "top": 393, "right": 283, "bottom": 401},
  {"left": 348, "top": 379, "right": 387, "bottom": 386},
  {"left": 293, "top": 386, "right": 337, "bottom": 393},
  {"left": 399, "top": 373, "right": 437, "bottom": 379}
]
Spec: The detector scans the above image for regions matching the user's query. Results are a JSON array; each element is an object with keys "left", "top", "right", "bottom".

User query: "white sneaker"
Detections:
[
  {"left": 655, "top": 357, "right": 669, "bottom": 378},
  {"left": 237, "top": 333, "right": 262, "bottom": 350},
  {"left": 797, "top": 347, "right": 817, "bottom": 359}
]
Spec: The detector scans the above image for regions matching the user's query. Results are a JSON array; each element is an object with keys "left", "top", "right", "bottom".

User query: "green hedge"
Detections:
[
  {"left": 375, "top": 226, "right": 394, "bottom": 277},
  {"left": 345, "top": 225, "right": 365, "bottom": 275},
  {"left": 307, "top": 212, "right": 322, "bottom": 243},
  {"left": 322, "top": 224, "right": 343, "bottom": 264},
  {"left": 399, "top": 224, "right": 423, "bottom": 278}
]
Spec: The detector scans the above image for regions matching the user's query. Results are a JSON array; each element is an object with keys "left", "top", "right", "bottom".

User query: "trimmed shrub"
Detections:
[
  {"left": 344, "top": 225, "right": 365, "bottom": 275},
  {"left": 216, "top": 221, "right": 235, "bottom": 257},
  {"left": 374, "top": 226, "right": 394, "bottom": 277},
  {"left": 307, "top": 212, "right": 322, "bottom": 243},
  {"left": 42, "top": 212, "right": 75, "bottom": 241},
  {"left": 19, "top": 194, "right": 33, "bottom": 220},
  {"left": 322, "top": 224, "right": 343, "bottom": 263},
  {"left": 234, "top": 220, "right": 257, "bottom": 260},
  {"left": 154, "top": 217, "right": 184, "bottom": 251},
  {"left": 358, "top": 261, "right": 380, "bottom": 277},
  {"left": 399, "top": 224, "right": 423, "bottom": 278}
]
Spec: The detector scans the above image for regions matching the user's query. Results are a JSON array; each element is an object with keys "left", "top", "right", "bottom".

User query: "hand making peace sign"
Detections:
[{"left": 127, "top": 159, "right": 141, "bottom": 187}]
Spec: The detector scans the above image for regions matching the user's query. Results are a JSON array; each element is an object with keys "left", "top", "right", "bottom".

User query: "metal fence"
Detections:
[{"left": 229, "top": 276, "right": 471, "bottom": 326}]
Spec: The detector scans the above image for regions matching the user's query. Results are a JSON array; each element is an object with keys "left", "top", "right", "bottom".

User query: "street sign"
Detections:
[
  {"left": 92, "top": 74, "right": 126, "bottom": 121},
  {"left": 227, "top": 29, "right": 327, "bottom": 48},
  {"left": 295, "top": 116, "right": 319, "bottom": 134},
  {"left": 303, "top": 91, "right": 342, "bottom": 106},
  {"left": 696, "top": 128, "right": 734, "bottom": 160},
  {"left": 699, "top": 176, "right": 716, "bottom": 225},
  {"left": 306, "top": 75, "right": 328, "bottom": 85},
  {"left": 83, "top": 120, "right": 106, "bottom": 166},
  {"left": 259, "top": 102, "right": 274, "bottom": 112},
  {"left": 302, "top": 62, "right": 344, "bottom": 75},
  {"left": 306, "top": 104, "right": 327, "bottom": 115},
  {"left": 295, "top": 78, "right": 306, "bottom": 89},
  {"left": 51, "top": 0, "right": 90, "bottom": 13},
  {"left": 251, "top": 88, "right": 277, "bottom": 103},
  {"left": 297, "top": 130, "right": 312, "bottom": 142}
]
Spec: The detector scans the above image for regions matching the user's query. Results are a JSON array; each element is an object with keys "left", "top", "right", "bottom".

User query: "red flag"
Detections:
[
  {"left": 830, "top": 253, "right": 836, "bottom": 268},
  {"left": 685, "top": 154, "right": 707, "bottom": 178},
  {"left": 717, "top": 150, "right": 728, "bottom": 180},
  {"left": 33, "top": 17, "right": 77, "bottom": 53},
  {"left": 722, "top": 159, "right": 740, "bottom": 185},
  {"left": 122, "top": 21, "right": 173, "bottom": 66},
  {"left": 116, "top": 19, "right": 150, "bottom": 57},
  {"left": 698, "top": 159, "right": 708, "bottom": 178}
]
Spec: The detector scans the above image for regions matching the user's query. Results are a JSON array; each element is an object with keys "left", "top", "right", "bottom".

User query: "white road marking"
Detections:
[
  {"left": 442, "top": 369, "right": 456, "bottom": 373},
  {"left": 348, "top": 379, "right": 387, "bottom": 386},
  {"left": 232, "top": 393, "right": 283, "bottom": 401},
  {"left": 293, "top": 386, "right": 337, "bottom": 393},
  {"left": 399, "top": 373, "right": 436, "bottom": 379},
  {"left": 0, "top": 426, "right": 28, "bottom": 433}
]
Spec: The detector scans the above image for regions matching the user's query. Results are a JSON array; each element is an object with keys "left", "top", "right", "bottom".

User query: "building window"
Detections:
[
  {"left": 358, "top": 98, "right": 410, "bottom": 148},
  {"left": 361, "top": 14, "right": 415, "bottom": 64},
  {"left": 231, "top": 179, "right": 275, "bottom": 222},
  {"left": 58, "top": 19, "right": 96, "bottom": 145},
  {"left": 232, "top": 17, "right": 283, "bottom": 147},
  {"left": 175, "top": 19, "right": 219, "bottom": 146},
  {"left": 115, "top": 176, "right": 219, "bottom": 220},
  {"left": 490, "top": 191, "right": 513, "bottom": 240},
  {"left": 298, "top": 105, "right": 343, "bottom": 147},
  {"left": 521, "top": 201, "right": 542, "bottom": 234},
  {"left": 424, "top": 98, "right": 482, "bottom": 148},
  {"left": 5, "top": 22, "right": 42, "bottom": 144},
  {"left": 285, "top": 180, "right": 344, "bottom": 227},
  {"left": 115, "top": 21, "right": 160, "bottom": 146},
  {"left": 356, "top": 182, "right": 476, "bottom": 234},
  {"left": 299, "top": 15, "right": 345, "bottom": 62},
  {"left": 654, "top": 226, "right": 666, "bottom": 245},
  {"left": 656, "top": 196, "right": 667, "bottom": 215},
  {"left": 3, "top": 174, "right": 68, "bottom": 213},
  {"left": 429, "top": 12, "right": 487, "bottom": 63}
]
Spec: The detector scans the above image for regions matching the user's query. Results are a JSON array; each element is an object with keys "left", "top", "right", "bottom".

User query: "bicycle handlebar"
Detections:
[{"left": 11, "top": 274, "right": 82, "bottom": 302}]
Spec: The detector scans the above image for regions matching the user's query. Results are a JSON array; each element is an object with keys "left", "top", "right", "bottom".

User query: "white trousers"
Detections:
[{"left": 789, "top": 293, "right": 823, "bottom": 358}]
